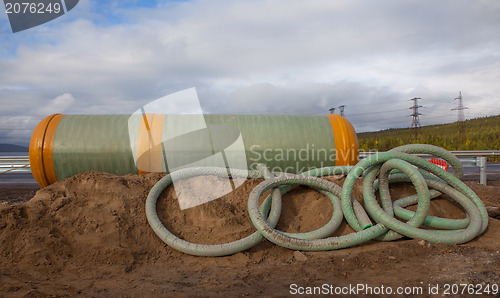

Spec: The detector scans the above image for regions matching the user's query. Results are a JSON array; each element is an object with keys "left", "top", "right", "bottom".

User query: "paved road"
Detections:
[
  {"left": 0, "top": 172, "right": 39, "bottom": 186},
  {"left": 1, "top": 163, "right": 499, "bottom": 187},
  {"left": 462, "top": 162, "right": 500, "bottom": 181}
]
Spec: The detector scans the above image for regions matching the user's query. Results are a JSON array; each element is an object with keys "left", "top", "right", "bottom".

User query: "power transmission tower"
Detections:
[
  {"left": 338, "top": 105, "right": 345, "bottom": 117},
  {"left": 450, "top": 91, "right": 468, "bottom": 144},
  {"left": 409, "top": 97, "right": 423, "bottom": 141},
  {"left": 329, "top": 107, "right": 335, "bottom": 114}
]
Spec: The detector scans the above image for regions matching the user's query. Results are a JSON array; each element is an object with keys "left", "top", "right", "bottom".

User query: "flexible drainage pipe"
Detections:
[{"left": 145, "top": 144, "right": 488, "bottom": 256}]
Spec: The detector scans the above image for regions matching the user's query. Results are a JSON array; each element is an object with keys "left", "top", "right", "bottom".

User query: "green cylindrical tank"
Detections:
[{"left": 29, "top": 113, "right": 358, "bottom": 187}]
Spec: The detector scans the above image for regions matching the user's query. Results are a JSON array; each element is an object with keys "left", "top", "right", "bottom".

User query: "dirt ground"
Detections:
[{"left": 0, "top": 172, "right": 499, "bottom": 297}]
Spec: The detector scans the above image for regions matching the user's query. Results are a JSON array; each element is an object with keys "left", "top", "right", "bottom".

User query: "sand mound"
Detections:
[
  {"left": 1, "top": 172, "right": 160, "bottom": 270},
  {"left": 1, "top": 171, "right": 499, "bottom": 296},
  {"left": 0, "top": 171, "right": 490, "bottom": 265}
]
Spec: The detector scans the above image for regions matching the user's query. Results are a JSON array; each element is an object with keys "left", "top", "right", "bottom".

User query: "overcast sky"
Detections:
[{"left": 1, "top": 0, "right": 500, "bottom": 146}]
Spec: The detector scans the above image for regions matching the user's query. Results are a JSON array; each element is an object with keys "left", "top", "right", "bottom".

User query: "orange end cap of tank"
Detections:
[
  {"left": 29, "top": 114, "right": 65, "bottom": 187},
  {"left": 326, "top": 114, "right": 359, "bottom": 166}
]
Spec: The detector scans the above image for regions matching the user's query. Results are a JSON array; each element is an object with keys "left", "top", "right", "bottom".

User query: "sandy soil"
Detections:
[{"left": 0, "top": 172, "right": 499, "bottom": 297}]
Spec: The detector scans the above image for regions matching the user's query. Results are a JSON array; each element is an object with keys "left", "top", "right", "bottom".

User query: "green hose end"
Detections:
[{"left": 362, "top": 224, "right": 373, "bottom": 230}]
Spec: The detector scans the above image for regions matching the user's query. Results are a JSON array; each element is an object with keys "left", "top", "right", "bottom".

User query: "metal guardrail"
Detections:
[
  {"left": 1, "top": 151, "right": 498, "bottom": 184},
  {"left": 0, "top": 156, "right": 30, "bottom": 173},
  {"left": 358, "top": 150, "right": 500, "bottom": 158},
  {"left": 359, "top": 150, "right": 499, "bottom": 185},
  {"left": 441, "top": 150, "right": 500, "bottom": 157}
]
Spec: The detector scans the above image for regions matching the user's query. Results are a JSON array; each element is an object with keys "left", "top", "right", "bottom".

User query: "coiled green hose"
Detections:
[{"left": 145, "top": 144, "right": 488, "bottom": 256}]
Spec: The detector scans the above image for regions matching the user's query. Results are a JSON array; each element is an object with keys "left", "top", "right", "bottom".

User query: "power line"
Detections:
[
  {"left": 348, "top": 108, "right": 409, "bottom": 117},
  {"left": 351, "top": 116, "right": 409, "bottom": 125},
  {"left": 342, "top": 100, "right": 409, "bottom": 108}
]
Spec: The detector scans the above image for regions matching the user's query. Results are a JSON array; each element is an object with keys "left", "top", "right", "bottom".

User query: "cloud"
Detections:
[{"left": 39, "top": 93, "right": 76, "bottom": 115}]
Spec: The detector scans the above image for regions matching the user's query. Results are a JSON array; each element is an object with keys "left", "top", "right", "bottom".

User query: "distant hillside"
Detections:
[
  {"left": 0, "top": 144, "right": 29, "bottom": 152},
  {"left": 358, "top": 114, "right": 500, "bottom": 152}
]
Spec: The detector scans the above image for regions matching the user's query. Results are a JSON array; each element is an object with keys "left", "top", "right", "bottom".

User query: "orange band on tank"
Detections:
[
  {"left": 29, "top": 114, "right": 65, "bottom": 187},
  {"left": 344, "top": 117, "right": 359, "bottom": 165},
  {"left": 42, "top": 114, "right": 65, "bottom": 185},
  {"left": 137, "top": 113, "right": 165, "bottom": 174},
  {"left": 326, "top": 114, "right": 359, "bottom": 166}
]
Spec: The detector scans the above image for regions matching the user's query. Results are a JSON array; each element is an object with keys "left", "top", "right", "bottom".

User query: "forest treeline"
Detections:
[{"left": 357, "top": 114, "right": 500, "bottom": 153}]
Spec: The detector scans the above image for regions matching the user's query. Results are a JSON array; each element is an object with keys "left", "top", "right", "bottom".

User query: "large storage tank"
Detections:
[{"left": 29, "top": 114, "right": 358, "bottom": 187}]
